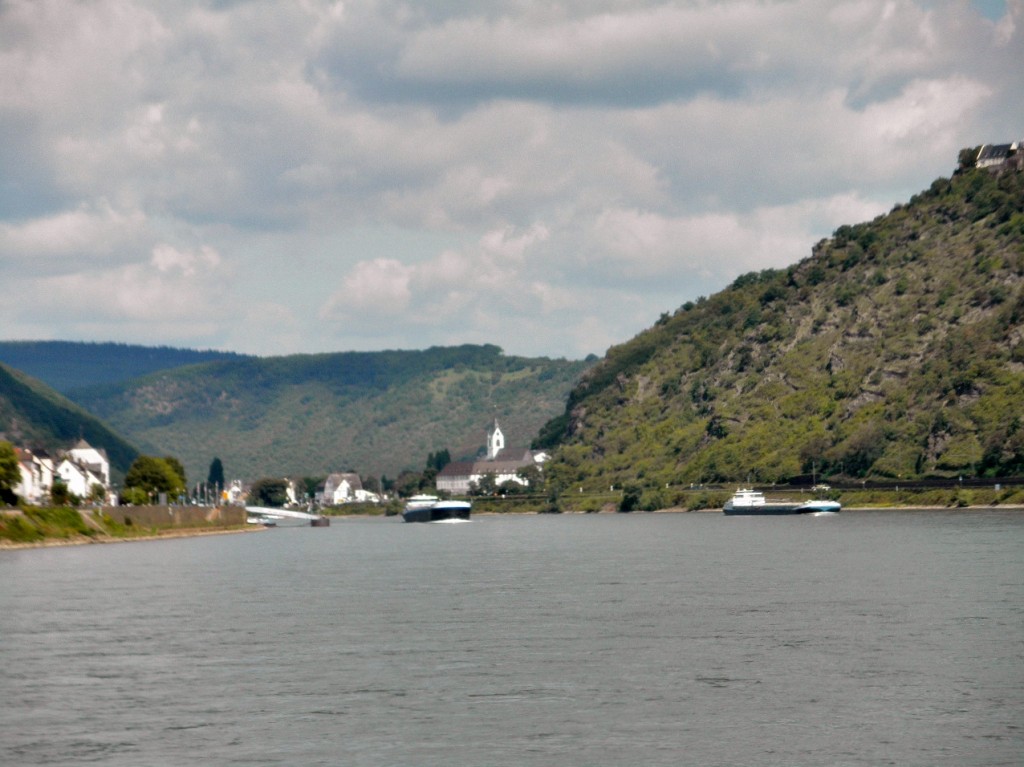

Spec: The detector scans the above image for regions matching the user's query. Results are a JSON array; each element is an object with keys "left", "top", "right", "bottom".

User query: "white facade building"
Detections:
[
  {"left": 14, "top": 448, "right": 55, "bottom": 505},
  {"left": 55, "top": 456, "right": 106, "bottom": 499},
  {"left": 435, "top": 419, "right": 548, "bottom": 495}
]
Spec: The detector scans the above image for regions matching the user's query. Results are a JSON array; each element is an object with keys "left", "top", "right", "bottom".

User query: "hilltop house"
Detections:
[
  {"left": 435, "top": 419, "right": 548, "bottom": 495},
  {"left": 976, "top": 141, "right": 1023, "bottom": 170}
]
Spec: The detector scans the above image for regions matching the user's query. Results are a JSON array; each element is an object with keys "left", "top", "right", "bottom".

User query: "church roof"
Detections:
[{"left": 437, "top": 450, "right": 540, "bottom": 477}]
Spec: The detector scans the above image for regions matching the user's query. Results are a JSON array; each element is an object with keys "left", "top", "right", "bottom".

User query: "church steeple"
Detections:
[{"left": 486, "top": 418, "right": 505, "bottom": 459}]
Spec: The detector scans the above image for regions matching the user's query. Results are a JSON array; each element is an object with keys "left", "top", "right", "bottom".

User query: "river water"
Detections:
[{"left": 2, "top": 510, "right": 1022, "bottom": 766}]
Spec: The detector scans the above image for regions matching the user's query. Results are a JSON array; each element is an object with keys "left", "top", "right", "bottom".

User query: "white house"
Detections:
[
  {"left": 65, "top": 439, "right": 110, "bottom": 488},
  {"left": 976, "top": 141, "right": 1022, "bottom": 169},
  {"left": 55, "top": 456, "right": 106, "bottom": 499},
  {"left": 14, "top": 448, "right": 55, "bottom": 505},
  {"left": 321, "top": 473, "right": 362, "bottom": 505}
]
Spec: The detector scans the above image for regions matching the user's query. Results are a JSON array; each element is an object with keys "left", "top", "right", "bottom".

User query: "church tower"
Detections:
[{"left": 486, "top": 418, "right": 505, "bottom": 459}]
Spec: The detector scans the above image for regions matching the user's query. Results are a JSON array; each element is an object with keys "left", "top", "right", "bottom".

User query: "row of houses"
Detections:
[
  {"left": 14, "top": 439, "right": 112, "bottom": 504},
  {"left": 8, "top": 420, "right": 542, "bottom": 507}
]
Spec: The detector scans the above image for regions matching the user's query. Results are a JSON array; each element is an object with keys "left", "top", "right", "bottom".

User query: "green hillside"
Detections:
[
  {"left": 0, "top": 341, "right": 248, "bottom": 393},
  {"left": 0, "top": 363, "right": 140, "bottom": 478},
  {"left": 538, "top": 162, "right": 1024, "bottom": 498},
  {"left": 71, "top": 345, "right": 592, "bottom": 483}
]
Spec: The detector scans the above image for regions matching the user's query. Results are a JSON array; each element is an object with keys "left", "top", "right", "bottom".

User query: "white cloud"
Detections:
[
  {"left": 320, "top": 258, "right": 413, "bottom": 318},
  {"left": 8, "top": 249, "right": 228, "bottom": 354},
  {"left": 151, "top": 243, "right": 221, "bottom": 277},
  {"left": 0, "top": 202, "right": 147, "bottom": 264},
  {"left": 1, "top": 0, "right": 1021, "bottom": 359}
]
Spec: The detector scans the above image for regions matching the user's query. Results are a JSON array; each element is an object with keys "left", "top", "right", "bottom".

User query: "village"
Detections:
[{"left": 4, "top": 418, "right": 548, "bottom": 511}]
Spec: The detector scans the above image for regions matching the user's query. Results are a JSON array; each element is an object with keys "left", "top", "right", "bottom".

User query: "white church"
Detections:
[{"left": 435, "top": 419, "right": 548, "bottom": 495}]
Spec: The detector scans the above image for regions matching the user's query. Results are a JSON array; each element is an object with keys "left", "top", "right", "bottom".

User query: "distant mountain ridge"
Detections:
[
  {"left": 0, "top": 341, "right": 248, "bottom": 394},
  {"left": 538, "top": 160, "right": 1024, "bottom": 501},
  {"left": 68, "top": 344, "right": 592, "bottom": 483}
]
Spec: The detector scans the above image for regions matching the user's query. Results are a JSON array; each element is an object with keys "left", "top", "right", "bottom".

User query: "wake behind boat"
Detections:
[
  {"left": 402, "top": 495, "right": 472, "bottom": 523},
  {"left": 723, "top": 488, "right": 840, "bottom": 515}
]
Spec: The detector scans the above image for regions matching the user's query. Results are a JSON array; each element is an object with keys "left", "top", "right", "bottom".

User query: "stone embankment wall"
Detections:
[{"left": 99, "top": 505, "right": 246, "bottom": 529}]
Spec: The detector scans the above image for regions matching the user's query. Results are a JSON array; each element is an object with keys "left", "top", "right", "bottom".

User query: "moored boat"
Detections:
[
  {"left": 723, "top": 488, "right": 840, "bottom": 515},
  {"left": 402, "top": 494, "right": 472, "bottom": 522}
]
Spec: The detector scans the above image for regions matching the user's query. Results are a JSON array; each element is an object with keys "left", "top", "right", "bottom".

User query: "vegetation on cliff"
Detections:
[
  {"left": 539, "top": 163, "right": 1024, "bottom": 498},
  {"left": 0, "top": 363, "right": 140, "bottom": 478}
]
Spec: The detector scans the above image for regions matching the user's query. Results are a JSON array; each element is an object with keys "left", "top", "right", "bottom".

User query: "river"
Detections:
[{"left": 2, "top": 509, "right": 1022, "bottom": 766}]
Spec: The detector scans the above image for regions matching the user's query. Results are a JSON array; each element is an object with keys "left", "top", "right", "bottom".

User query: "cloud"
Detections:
[
  {"left": 320, "top": 258, "right": 413, "bottom": 317},
  {"left": 41, "top": 243, "right": 227, "bottom": 321},
  {"left": 1, "top": 0, "right": 1021, "bottom": 359},
  {"left": 0, "top": 202, "right": 147, "bottom": 266}
]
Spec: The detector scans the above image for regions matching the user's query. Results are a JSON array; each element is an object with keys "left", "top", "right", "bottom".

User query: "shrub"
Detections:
[{"left": 619, "top": 483, "right": 642, "bottom": 512}]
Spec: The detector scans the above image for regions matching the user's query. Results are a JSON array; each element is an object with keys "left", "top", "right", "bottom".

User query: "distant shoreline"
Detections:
[{"left": 5, "top": 505, "right": 1023, "bottom": 550}]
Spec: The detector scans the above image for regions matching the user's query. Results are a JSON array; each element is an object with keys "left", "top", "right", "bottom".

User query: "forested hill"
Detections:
[
  {"left": 71, "top": 345, "right": 592, "bottom": 483},
  {"left": 0, "top": 363, "right": 139, "bottom": 478},
  {"left": 0, "top": 341, "right": 248, "bottom": 393},
  {"left": 538, "top": 162, "right": 1024, "bottom": 498}
]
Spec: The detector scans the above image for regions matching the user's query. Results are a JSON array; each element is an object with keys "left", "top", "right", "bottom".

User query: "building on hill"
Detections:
[
  {"left": 436, "top": 419, "right": 549, "bottom": 495},
  {"left": 976, "top": 141, "right": 1022, "bottom": 170}
]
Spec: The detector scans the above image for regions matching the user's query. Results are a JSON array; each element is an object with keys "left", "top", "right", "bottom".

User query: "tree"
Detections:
[
  {"left": 88, "top": 483, "right": 106, "bottom": 505},
  {"left": 0, "top": 441, "right": 20, "bottom": 500},
  {"left": 125, "top": 456, "right": 185, "bottom": 496},
  {"left": 251, "top": 478, "right": 289, "bottom": 507},
  {"left": 957, "top": 146, "right": 979, "bottom": 170},
  {"left": 301, "top": 476, "right": 324, "bottom": 499},
  {"left": 516, "top": 463, "right": 543, "bottom": 490},
  {"left": 50, "top": 478, "right": 76, "bottom": 507},
  {"left": 121, "top": 487, "right": 148, "bottom": 505},
  {"left": 469, "top": 473, "right": 497, "bottom": 496},
  {"left": 426, "top": 449, "right": 451, "bottom": 472},
  {"left": 208, "top": 457, "right": 225, "bottom": 488},
  {"left": 620, "top": 483, "right": 642, "bottom": 512},
  {"left": 164, "top": 456, "right": 187, "bottom": 488},
  {"left": 394, "top": 470, "right": 422, "bottom": 498}
]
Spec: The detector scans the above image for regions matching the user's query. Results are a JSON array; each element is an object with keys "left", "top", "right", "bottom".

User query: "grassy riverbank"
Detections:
[{"left": 0, "top": 506, "right": 252, "bottom": 548}]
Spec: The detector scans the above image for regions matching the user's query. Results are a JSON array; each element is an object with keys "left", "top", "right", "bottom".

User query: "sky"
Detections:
[{"left": 1, "top": 0, "right": 1021, "bottom": 361}]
